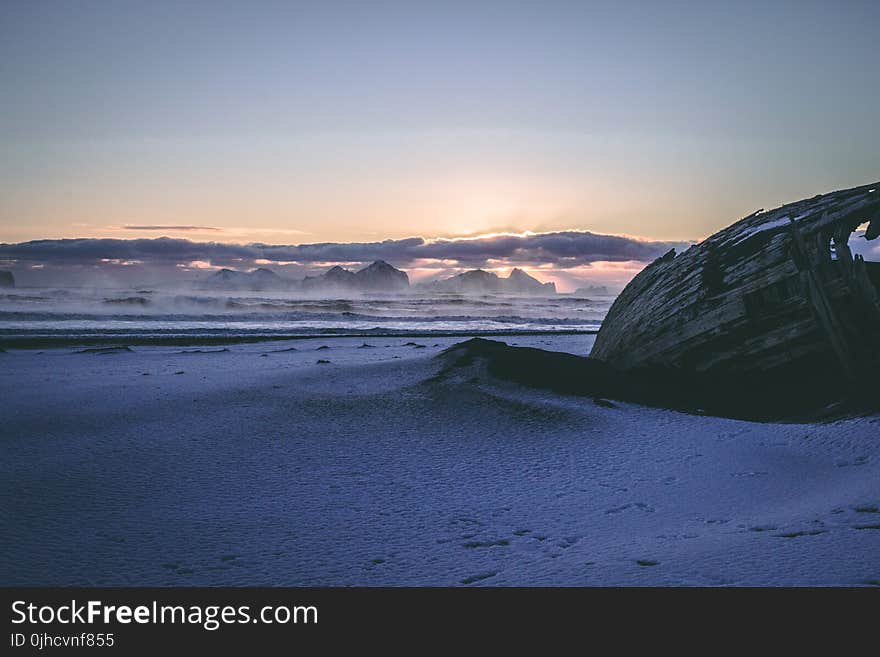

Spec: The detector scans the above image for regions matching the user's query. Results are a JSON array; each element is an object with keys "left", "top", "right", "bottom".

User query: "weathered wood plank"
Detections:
[{"left": 591, "top": 182, "right": 880, "bottom": 395}]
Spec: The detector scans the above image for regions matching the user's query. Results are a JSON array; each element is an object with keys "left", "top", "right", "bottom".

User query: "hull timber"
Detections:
[{"left": 591, "top": 182, "right": 880, "bottom": 394}]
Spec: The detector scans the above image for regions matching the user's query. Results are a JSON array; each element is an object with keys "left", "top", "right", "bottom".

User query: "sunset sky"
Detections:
[{"left": 1, "top": 1, "right": 878, "bottom": 290}]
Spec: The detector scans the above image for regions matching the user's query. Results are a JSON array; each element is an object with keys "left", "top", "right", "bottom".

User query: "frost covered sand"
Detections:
[{"left": 1, "top": 336, "right": 879, "bottom": 586}]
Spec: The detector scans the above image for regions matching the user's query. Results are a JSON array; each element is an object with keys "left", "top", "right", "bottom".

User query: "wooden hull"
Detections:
[{"left": 591, "top": 182, "right": 880, "bottom": 391}]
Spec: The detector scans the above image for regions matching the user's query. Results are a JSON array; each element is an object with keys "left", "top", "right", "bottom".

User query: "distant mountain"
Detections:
[
  {"left": 199, "top": 261, "right": 409, "bottom": 293},
  {"left": 353, "top": 260, "right": 409, "bottom": 291},
  {"left": 573, "top": 284, "right": 610, "bottom": 296},
  {"left": 301, "top": 265, "right": 357, "bottom": 292},
  {"left": 324, "top": 265, "right": 358, "bottom": 287},
  {"left": 424, "top": 268, "right": 556, "bottom": 295},
  {"left": 441, "top": 269, "right": 502, "bottom": 294},
  {"left": 200, "top": 267, "right": 289, "bottom": 291},
  {"left": 0, "top": 270, "right": 14, "bottom": 288},
  {"left": 506, "top": 268, "right": 556, "bottom": 295}
]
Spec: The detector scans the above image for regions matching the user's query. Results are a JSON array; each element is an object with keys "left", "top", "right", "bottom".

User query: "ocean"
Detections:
[{"left": 0, "top": 287, "right": 614, "bottom": 347}]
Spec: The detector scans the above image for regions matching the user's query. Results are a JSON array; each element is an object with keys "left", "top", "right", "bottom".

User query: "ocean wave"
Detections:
[
  {"left": 0, "top": 309, "right": 602, "bottom": 326},
  {"left": 0, "top": 288, "right": 612, "bottom": 346}
]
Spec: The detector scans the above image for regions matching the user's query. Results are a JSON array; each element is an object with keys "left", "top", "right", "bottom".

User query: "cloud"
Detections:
[
  {"left": 122, "top": 225, "right": 222, "bottom": 231},
  {"left": 0, "top": 232, "right": 690, "bottom": 272},
  {"left": 851, "top": 230, "right": 880, "bottom": 260}
]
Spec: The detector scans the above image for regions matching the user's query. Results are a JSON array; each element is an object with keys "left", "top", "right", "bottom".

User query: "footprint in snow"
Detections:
[
  {"left": 605, "top": 502, "right": 655, "bottom": 514},
  {"left": 836, "top": 456, "right": 869, "bottom": 467},
  {"left": 773, "top": 529, "right": 827, "bottom": 538},
  {"left": 161, "top": 562, "right": 194, "bottom": 574},
  {"left": 462, "top": 539, "right": 510, "bottom": 548},
  {"left": 461, "top": 571, "right": 497, "bottom": 585}
]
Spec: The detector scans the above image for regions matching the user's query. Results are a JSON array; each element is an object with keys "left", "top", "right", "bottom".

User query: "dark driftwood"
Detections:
[{"left": 590, "top": 182, "right": 880, "bottom": 412}]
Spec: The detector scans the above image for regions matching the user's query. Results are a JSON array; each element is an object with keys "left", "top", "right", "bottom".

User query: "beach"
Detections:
[{"left": 2, "top": 334, "right": 878, "bottom": 586}]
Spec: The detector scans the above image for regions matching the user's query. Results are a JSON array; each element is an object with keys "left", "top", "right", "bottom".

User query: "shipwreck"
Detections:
[{"left": 590, "top": 181, "right": 880, "bottom": 416}]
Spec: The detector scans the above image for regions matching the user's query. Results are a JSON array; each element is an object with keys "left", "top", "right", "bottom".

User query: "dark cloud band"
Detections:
[{"left": 0, "top": 232, "right": 689, "bottom": 270}]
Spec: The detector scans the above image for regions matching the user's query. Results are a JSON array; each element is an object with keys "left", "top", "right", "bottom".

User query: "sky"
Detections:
[{"left": 1, "top": 0, "right": 878, "bottom": 290}]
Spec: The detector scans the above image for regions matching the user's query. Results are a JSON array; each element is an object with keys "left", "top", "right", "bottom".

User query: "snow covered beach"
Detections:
[{"left": 2, "top": 334, "right": 878, "bottom": 586}]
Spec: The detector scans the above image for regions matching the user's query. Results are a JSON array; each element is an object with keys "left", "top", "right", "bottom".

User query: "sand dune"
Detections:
[{"left": 1, "top": 336, "right": 878, "bottom": 585}]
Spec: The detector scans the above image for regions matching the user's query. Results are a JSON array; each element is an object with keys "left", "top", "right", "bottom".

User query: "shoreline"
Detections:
[{"left": 0, "top": 328, "right": 599, "bottom": 350}]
